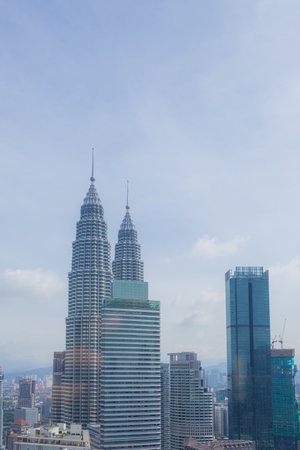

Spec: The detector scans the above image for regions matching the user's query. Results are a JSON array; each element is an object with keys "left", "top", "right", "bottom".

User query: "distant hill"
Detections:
[{"left": 5, "top": 366, "right": 52, "bottom": 382}]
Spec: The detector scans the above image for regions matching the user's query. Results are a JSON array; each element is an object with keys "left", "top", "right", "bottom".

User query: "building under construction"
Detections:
[{"left": 271, "top": 348, "right": 299, "bottom": 450}]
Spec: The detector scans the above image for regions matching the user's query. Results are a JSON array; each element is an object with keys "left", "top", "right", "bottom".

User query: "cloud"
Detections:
[
  {"left": 270, "top": 257, "right": 300, "bottom": 279},
  {"left": 0, "top": 269, "right": 66, "bottom": 371},
  {"left": 0, "top": 269, "right": 65, "bottom": 303},
  {"left": 191, "top": 235, "right": 248, "bottom": 259},
  {"left": 268, "top": 258, "right": 300, "bottom": 354}
]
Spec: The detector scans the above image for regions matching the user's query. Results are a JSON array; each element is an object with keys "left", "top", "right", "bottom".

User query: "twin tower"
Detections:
[{"left": 52, "top": 173, "right": 161, "bottom": 449}]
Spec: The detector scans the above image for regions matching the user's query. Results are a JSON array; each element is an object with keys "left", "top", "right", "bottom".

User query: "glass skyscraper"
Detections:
[
  {"left": 271, "top": 348, "right": 298, "bottom": 449},
  {"left": 225, "top": 266, "right": 274, "bottom": 450},
  {"left": 99, "top": 202, "right": 161, "bottom": 448},
  {"left": 55, "top": 172, "right": 112, "bottom": 426}
]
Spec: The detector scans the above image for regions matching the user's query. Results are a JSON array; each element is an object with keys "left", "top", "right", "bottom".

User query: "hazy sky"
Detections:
[{"left": 1, "top": 0, "right": 300, "bottom": 371}]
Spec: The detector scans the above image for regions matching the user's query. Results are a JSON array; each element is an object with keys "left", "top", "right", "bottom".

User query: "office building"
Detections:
[
  {"left": 169, "top": 352, "right": 213, "bottom": 449},
  {"left": 184, "top": 437, "right": 255, "bottom": 449},
  {"left": 51, "top": 351, "right": 65, "bottom": 424},
  {"left": 215, "top": 389, "right": 227, "bottom": 405},
  {"left": 214, "top": 404, "right": 228, "bottom": 438},
  {"left": 53, "top": 166, "right": 113, "bottom": 426},
  {"left": 18, "top": 379, "right": 35, "bottom": 408},
  {"left": 99, "top": 202, "right": 161, "bottom": 448},
  {"left": 14, "top": 409, "right": 38, "bottom": 427},
  {"left": 161, "top": 363, "right": 170, "bottom": 449},
  {"left": 225, "top": 267, "right": 274, "bottom": 450},
  {"left": 271, "top": 348, "right": 298, "bottom": 449}
]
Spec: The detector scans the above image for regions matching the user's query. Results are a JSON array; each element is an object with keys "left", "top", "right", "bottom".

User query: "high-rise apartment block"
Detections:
[
  {"left": 169, "top": 352, "right": 213, "bottom": 449},
  {"left": 161, "top": 363, "right": 170, "bottom": 450},
  {"left": 99, "top": 204, "right": 161, "bottom": 448},
  {"left": 225, "top": 267, "right": 274, "bottom": 450},
  {"left": 271, "top": 347, "right": 299, "bottom": 449},
  {"left": 18, "top": 379, "right": 35, "bottom": 408}
]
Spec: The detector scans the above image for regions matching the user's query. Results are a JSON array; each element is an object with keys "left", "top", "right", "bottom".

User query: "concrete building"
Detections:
[
  {"left": 14, "top": 409, "right": 38, "bottom": 427},
  {"left": 52, "top": 165, "right": 113, "bottom": 426},
  {"left": 184, "top": 437, "right": 255, "bottom": 449},
  {"left": 161, "top": 363, "right": 170, "bottom": 449},
  {"left": 214, "top": 404, "right": 228, "bottom": 438},
  {"left": 226, "top": 267, "right": 274, "bottom": 450},
  {"left": 99, "top": 202, "right": 161, "bottom": 448},
  {"left": 18, "top": 379, "right": 35, "bottom": 409},
  {"left": 169, "top": 352, "right": 213, "bottom": 449},
  {"left": 271, "top": 347, "right": 298, "bottom": 449},
  {"left": 13, "top": 423, "right": 90, "bottom": 450},
  {"left": 51, "top": 352, "right": 65, "bottom": 423}
]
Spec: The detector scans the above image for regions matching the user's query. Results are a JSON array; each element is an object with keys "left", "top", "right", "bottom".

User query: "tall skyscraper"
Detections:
[
  {"left": 99, "top": 201, "right": 161, "bottom": 448},
  {"left": 169, "top": 352, "right": 213, "bottom": 450},
  {"left": 18, "top": 379, "right": 35, "bottom": 408},
  {"left": 161, "top": 363, "right": 170, "bottom": 450},
  {"left": 271, "top": 347, "right": 298, "bottom": 449},
  {"left": 52, "top": 166, "right": 113, "bottom": 426},
  {"left": 225, "top": 266, "right": 274, "bottom": 450}
]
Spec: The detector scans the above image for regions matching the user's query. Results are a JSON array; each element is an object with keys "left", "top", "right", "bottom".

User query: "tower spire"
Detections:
[
  {"left": 126, "top": 180, "right": 129, "bottom": 210},
  {"left": 90, "top": 148, "right": 95, "bottom": 183}
]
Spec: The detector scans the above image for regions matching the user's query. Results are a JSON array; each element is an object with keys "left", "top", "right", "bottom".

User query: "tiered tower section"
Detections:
[
  {"left": 100, "top": 204, "right": 161, "bottom": 449},
  {"left": 112, "top": 202, "right": 144, "bottom": 281},
  {"left": 62, "top": 175, "right": 112, "bottom": 426}
]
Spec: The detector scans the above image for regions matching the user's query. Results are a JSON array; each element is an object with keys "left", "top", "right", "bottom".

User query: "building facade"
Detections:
[
  {"left": 99, "top": 204, "right": 161, "bottom": 448},
  {"left": 14, "top": 409, "right": 38, "bottom": 427},
  {"left": 225, "top": 266, "right": 274, "bottom": 450},
  {"left": 271, "top": 348, "right": 298, "bottom": 449},
  {"left": 18, "top": 380, "right": 35, "bottom": 409},
  {"left": 169, "top": 352, "right": 213, "bottom": 450},
  {"left": 213, "top": 404, "right": 228, "bottom": 438},
  {"left": 52, "top": 171, "right": 113, "bottom": 426},
  {"left": 51, "top": 351, "right": 65, "bottom": 424},
  {"left": 183, "top": 437, "right": 255, "bottom": 449},
  {"left": 13, "top": 423, "right": 90, "bottom": 450},
  {"left": 161, "top": 363, "right": 170, "bottom": 450}
]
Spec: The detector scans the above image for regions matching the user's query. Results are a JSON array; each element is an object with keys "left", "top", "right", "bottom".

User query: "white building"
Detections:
[
  {"left": 13, "top": 424, "right": 90, "bottom": 450},
  {"left": 169, "top": 352, "right": 214, "bottom": 450}
]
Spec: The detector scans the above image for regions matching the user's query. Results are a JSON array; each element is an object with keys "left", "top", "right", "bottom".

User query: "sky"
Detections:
[{"left": 1, "top": 0, "right": 300, "bottom": 371}]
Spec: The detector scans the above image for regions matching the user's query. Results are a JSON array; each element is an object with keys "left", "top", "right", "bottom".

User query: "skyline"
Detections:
[{"left": 1, "top": 1, "right": 300, "bottom": 371}]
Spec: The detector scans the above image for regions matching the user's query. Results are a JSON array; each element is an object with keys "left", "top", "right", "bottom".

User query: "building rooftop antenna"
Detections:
[
  {"left": 91, "top": 148, "right": 95, "bottom": 182},
  {"left": 126, "top": 180, "right": 130, "bottom": 210}
]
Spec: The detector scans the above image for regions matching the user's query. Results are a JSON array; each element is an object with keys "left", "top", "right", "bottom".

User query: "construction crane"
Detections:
[
  {"left": 278, "top": 318, "right": 287, "bottom": 349},
  {"left": 271, "top": 319, "right": 287, "bottom": 349}
]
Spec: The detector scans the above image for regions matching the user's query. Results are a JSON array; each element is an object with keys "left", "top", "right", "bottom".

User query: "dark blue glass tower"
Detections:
[{"left": 225, "top": 267, "right": 274, "bottom": 450}]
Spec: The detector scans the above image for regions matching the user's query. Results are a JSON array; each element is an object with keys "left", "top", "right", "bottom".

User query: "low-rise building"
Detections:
[
  {"left": 184, "top": 437, "right": 255, "bottom": 449},
  {"left": 13, "top": 423, "right": 90, "bottom": 450},
  {"left": 14, "top": 408, "right": 38, "bottom": 427}
]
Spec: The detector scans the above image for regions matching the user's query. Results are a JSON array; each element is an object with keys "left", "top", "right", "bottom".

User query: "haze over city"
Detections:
[{"left": 1, "top": 0, "right": 300, "bottom": 371}]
